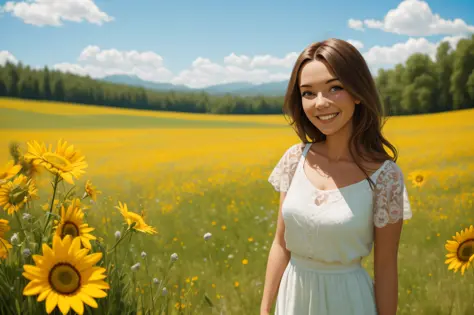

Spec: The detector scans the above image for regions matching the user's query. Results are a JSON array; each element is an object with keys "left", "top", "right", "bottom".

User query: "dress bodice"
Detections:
[{"left": 268, "top": 143, "right": 412, "bottom": 264}]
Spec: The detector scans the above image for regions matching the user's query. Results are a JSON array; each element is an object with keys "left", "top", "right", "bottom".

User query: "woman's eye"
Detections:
[
  {"left": 301, "top": 91, "right": 312, "bottom": 97},
  {"left": 330, "top": 86, "right": 343, "bottom": 92}
]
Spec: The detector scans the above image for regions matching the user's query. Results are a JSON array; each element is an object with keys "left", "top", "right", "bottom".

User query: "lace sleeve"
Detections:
[
  {"left": 373, "top": 161, "right": 413, "bottom": 228},
  {"left": 268, "top": 143, "right": 305, "bottom": 192}
]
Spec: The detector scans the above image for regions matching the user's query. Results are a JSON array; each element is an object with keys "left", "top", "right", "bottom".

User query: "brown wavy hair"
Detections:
[{"left": 283, "top": 38, "right": 398, "bottom": 189}]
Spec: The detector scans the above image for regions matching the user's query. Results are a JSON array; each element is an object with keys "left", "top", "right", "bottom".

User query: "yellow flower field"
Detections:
[{"left": 0, "top": 97, "right": 473, "bottom": 314}]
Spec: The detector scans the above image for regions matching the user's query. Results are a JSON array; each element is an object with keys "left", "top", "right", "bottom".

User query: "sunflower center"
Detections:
[
  {"left": 49, "top": 263, "right": 81, "bottom": 294},
  {"left": 61, "top": 222, "right": 80, "bottom": 238},
  {"left": 415, "top": 175, "right": 424, "bottom": 183},
  {"left": 458, "top": 239, "right": 474, "bottom": 262},
  {"left": 9, "top": 185, "right": 28, "bottom": 205},
  {"left": 42, "top": 152, "right": 72, "bottom": 172}
]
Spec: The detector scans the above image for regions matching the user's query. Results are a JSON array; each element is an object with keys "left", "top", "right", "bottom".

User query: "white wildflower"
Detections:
[
  {"left": 131, "top": 263, "right": 141, "bottom": 272},
  {"left": 10, "top": 233, "right": 19, "bottom": 245},
  {"left": 203, "top": 232, "right": 212, "bottom": 241}
]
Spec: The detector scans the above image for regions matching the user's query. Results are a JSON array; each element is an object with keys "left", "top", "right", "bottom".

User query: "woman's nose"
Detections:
[{"left": 314, "top": 92, "right": 329, "bottom": 108}]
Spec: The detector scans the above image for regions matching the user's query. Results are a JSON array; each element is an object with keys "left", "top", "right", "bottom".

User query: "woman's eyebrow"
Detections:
[{"left": 300, "top": 77, "right": 340, "bottom": 88}]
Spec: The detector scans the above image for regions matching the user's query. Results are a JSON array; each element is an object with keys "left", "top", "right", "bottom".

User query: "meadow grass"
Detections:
[{"left": 0, "top": 97, "right": 473, "bottom": 314}]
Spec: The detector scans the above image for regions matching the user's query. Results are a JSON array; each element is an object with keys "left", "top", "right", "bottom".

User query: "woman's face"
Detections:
[{"left": 298, "top": 59, "right": 360, "bottom": 137}]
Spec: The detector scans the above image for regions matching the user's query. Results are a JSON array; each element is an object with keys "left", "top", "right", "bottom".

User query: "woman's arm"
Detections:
[
  {"left": 374, "top": 219, "right": 403, "bottom": 315},
  {"left": 260, "top": 192, "right": 291, "bottom": 314}
]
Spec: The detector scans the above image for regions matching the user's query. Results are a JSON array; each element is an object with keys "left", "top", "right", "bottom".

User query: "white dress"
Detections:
[{"left": 268, "top": 142, "right": 413, "bottom": 315}]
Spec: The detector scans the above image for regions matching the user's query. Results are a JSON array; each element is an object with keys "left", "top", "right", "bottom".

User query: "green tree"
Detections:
[
  {"left": 43, "top": 67, "right": 52, "bottom": 100},
  {"left": 435, "top": 42, "right": 454, "bottom": 111},
  {"left": 467, "top": 69, "right": 474, "bottom": 102},
  {"left": 450, "top": 35, "right": 474, "bottom": 109}
]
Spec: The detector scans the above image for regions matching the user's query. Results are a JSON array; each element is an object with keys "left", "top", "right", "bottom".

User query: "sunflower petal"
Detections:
[
  {"left": 78, "top": 292, "right": 98, "bottom": 308},
  {"left": 46, "top": 291, "right": 59, "bottom": 314},
  {"left": 57, "top": 295, "right": 71, "bottom": 315},
  {"left": 61, "top": 172, "right": 74, "bottom": 185},
  {"left": 69, "top": 295, "right": 84, "bottom": 315},
  {"left": 73, "top": 248, "right": 89, "bottom": 262},
  {"left": 82, "top": 267, "right": 107, "bottom": 281},
  {"left": 69, "top": 237, "right": 82, "bottom": 256},
  {"left": 461, "top": 264, "right": 467, "bottom": 275},
  {"left": 81, "top": 237, "right": 92, "bottom": 250},
  {"left": 37, "top": 288, "right": 52, "bottom": 302},
  {"left": 82, "top": 284, "right": 107, "bottom": 298},
  {"left": 89, "top": 280, "right": 110, "bottom": 290},
  {"left": 79, "top": 253, "right": 103, "bottom": 271},
  {"left": 80, "top": 227, "right": 95, "bottom": 233},
  {"left": 23, "top": 280, "right": 45, "bottom": 296},
  {"left": 24, "top": 265, "right": 44, "bottom": 277}
]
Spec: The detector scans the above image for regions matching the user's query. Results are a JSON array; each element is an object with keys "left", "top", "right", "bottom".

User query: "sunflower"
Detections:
[
  {"left": 0, "top": 160, "right": 22, "bottom": 184},
  {"left": 22, "top": 235, "right": 109, "bottom": 314},
  {"left": 407, "top": 170, "right": 430, "bottom": 188},
  {"left": 24, "top": 139, "right": 88, "bottom": 185},
  {"left": 445, "top": 225, "right": 474, "bottom": 275},
  {"left": 0, "top": 174, "right": 39, "bottom": 215},
  {"left": 54, "top": 199, "right": 96, "bottom": 249},
  {"left": 83, "top": 180, "right": 101, "bottom": 202},
  {"left": 0, "top": 219, "right": 10, "bottom": 236},
  {"left": 0, "top": 219, "right": 13, "bottom": 260},
  {"left": 116, "top": 201, "right": 157, "bottom": 234}
]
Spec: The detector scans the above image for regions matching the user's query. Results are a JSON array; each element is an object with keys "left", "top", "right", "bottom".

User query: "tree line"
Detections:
[
  {"left": 1, "top": 34, "right": 473, "bottom": 115},
  {"left": 376, "top": 35, "right": 474, "bottom": 115}
]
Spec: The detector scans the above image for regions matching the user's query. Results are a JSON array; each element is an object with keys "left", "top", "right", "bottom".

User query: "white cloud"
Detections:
[
  {"left": 53, "top": 46, "right": 173, "bottom": 83},
  {"left": 348, "top": 18, "right": 364, "bottom": 31},
  {"left": 223, "top": 52, "right": 298, "bottom": 69},
  {"left": 349, "top": 0, "right": 474, "bottom": 36},
  {"left": 0, "top": 51, "right": 18, "bottom": 65},
  {"left": 79, "top": 45, "right": 165, "bottom": 69},
  {"left": 170, "top": 52, "right": 297, "bottom": 88},
  {"left": 2, "top": 0, "right": 113, "bottom": 26},
  {"left": 53, "top": 48, "right": 296, "bottom": 88},
  {"left": 170, "top": 59, "right": 290, "bottom": 88},
  {"left": 346, "top": 39, "right": 364, "bottom": 50},
  {"left": 363, "top": 35, "right": 466, "bottom": 73}
]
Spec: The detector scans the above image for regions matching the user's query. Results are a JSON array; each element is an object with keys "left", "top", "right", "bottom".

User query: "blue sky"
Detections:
[{"left": 1, "top": 0, "right": 474, "bottom": 88}]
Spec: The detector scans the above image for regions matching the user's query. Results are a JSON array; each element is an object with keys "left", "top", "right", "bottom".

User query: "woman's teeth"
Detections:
[{"left": 317, "top": 113, "right": 339, "bottom": 121}]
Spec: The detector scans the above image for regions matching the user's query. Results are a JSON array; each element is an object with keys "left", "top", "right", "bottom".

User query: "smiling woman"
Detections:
[{"left": 260, "top": 38, "right": 413, "bottom": 315}]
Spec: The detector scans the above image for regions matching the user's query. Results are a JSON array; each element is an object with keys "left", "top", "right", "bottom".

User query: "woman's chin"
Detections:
[{"left": 315, "top": 126, "right": 339, "bottom": 136}]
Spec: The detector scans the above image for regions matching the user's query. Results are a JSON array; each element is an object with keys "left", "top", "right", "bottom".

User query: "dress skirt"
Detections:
[{"left": 275, "top": 253, "right": 378, "bottom": 315}]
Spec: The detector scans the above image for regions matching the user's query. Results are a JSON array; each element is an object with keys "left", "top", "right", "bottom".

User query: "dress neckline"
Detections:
[{"left": 297, "top": 143, "right": 389, "bottom": 193}]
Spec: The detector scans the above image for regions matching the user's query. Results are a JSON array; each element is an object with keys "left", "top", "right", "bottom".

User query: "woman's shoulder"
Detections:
[
  {"left": 373, "top": 159, "right": 406, "bottom": 187},
  {"left": 268, "top": 142, "right": 307, "bottom": 192},
  {"left": 274, "top": 142, "right": 306, "bottom": 162},
  {"left": 285, "top": 142, "right": 306, "bottom": 154}
]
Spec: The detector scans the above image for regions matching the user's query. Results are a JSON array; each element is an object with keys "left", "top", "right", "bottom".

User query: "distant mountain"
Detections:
[
  {"left": 101, "top": 75, "right": 193, "bottom": 92},
  {"left": 202, "top": 82, "right": 257, "bottom": 94},
  {"left": 230, "top": 81, "right": 289, "bottom": 97},
  {"left": 102, "top": 75, "right": 288, "bottom": 97}
]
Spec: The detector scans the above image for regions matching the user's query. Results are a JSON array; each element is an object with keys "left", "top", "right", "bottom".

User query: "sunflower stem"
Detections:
[
  {"left": 144, "top": 256, "right": 154, "bottom": 313},
  {"left": 42, "top": 174, "right": 60, "bottom": 235},
  {"left": 14, "top": 211, "right": 24, "bottom": 235}
]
